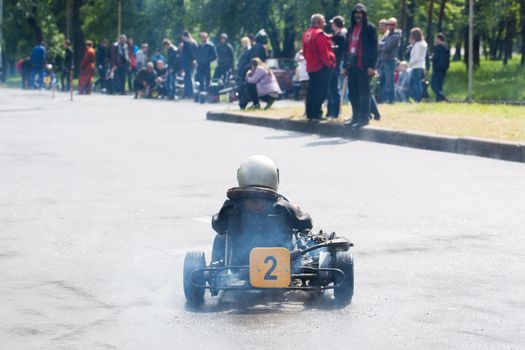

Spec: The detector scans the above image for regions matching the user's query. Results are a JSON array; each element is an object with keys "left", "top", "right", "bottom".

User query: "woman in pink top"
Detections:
[{"left": 246, "top": 58, "right": 282, "bottom": 109}]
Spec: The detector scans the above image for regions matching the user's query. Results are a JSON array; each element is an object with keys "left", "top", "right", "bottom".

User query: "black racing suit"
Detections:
[{"left": 211, "top": 187, "right": 313, "bottom": 264}]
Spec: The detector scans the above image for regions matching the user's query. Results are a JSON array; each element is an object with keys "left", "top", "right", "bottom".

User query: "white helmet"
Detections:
[{"left": 237, "top": 155, "right": 279, "bottom": 191}]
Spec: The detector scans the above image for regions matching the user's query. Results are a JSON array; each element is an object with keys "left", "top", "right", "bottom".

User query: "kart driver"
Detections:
[{"left": 211, "top": 155, "right": 313, "bottom": 263}]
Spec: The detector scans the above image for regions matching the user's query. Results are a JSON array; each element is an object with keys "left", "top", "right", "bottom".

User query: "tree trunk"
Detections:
[
  {"left": 333, "top": 0, "right": 341, "bottom": 19},
  {"left": 474, "top": 33, "right": 480, "bottom": 66},
  {"left": 407, "top": 0, "right": 415, "bottom": 39},
  {"left": 281, "top": 4, "right": 296, "bottom": 58},
  {"left": 521, "top": 0, "right": 525, "bottom": 65},
  {"left": 465, "top": 31, "right": 480, "bottom": 66},
  {"left": 453, "top": 42, "right": 461, "bottom": 61},
  {"left": 264, "top": 24, "right": 281, "bottom": 58},
  {"left": 482, "top": 36, "right": 489, "bottom": 60},
  {"left": 400, "top": 0, "right": 408, "bottom": 57},
  {"left": 503, "top": 11, "right": 516, "bottom": 65},
  {"left": 463, "top": 0, "right": 480, "bottom": 67},
  {"left": 72, "top": 0, "right": 85, "bottom": 78},
  {"left": 320, "top": 0, "right": 341, "bottom": 21},
  {"left": 427, "top": 0, "right": 435, "bottom": 51},
  {"left": 437, "top": 0, "right": 447, "bottom": 32},
  {"left": 487, "top": 29, "right": 499, "bottom": 60},
  {"left": 26, "top": 2, "right": 43, "bottom": 43},
  {"left": 175, "top": 0, "right": 185, "bottom": 35},
  {"left": 463, "top": 28, "right": 468, "bottom": 64},
  {"left": 258, "top": 3, "right": 281, "bottom": 58},
  {"left": 496, "top": 22, "right": 505, "bottom": 60}
]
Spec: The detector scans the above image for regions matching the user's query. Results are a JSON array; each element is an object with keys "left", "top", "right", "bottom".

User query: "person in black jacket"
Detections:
[
  {"left": 250, "top": 30, "right": 268, "bottom": 62},
  {"left": 237, "top": 37, "right": 253, "bottom": 109},
  {"left": 431, "top": 33, "right": 450, "bottom": 102},
  {"left": 94, "top": 39, "right": 109, "bottom": 92},
  {"left": 134, "top": 62, "right": 157, "bottom": 98},
  {"left": 327, "top": 16, "right": 346, "bottom": 118},
  {"left": 110, "top": 34, "right": 130, "bottom": 95},
  {"left": 343, "top": 3, "right": 378, "bottom": 128},
  {"left": 181, "top": 31, "right": 197, "bottom": 98},
  {"left": 214, "top": 33, "right": 234, "bottom": 82},
  {"left": 163, "top": 39, "right": 181, "bottom": 100},
  {"left": 60, "top": 40, "right": 74, "bottom": 91},
  {"left": 195, "top": 32, "right": 217, "bottom": 92}
]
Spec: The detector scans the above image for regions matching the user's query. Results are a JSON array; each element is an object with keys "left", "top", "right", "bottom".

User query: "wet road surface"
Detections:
[{"left": 1, "top": 89, "right": 524, "bottom": 349}]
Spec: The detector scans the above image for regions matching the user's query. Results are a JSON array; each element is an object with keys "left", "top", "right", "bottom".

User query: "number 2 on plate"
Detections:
[{"left": 264, "top": 256, "right": 278, "bottom": 280}]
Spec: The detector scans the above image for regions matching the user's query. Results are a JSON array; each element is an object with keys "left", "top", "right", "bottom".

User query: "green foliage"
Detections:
[
  {"left": 444, "top": 58, "right": 525, "bottom": 100},
  {"left": 81, "top": 0, "right": 120, "bottom": 42},
  {"left": 3, "top": 0, "right": 64, "bottom": 62},
  {"left": 39, "top": 10, "right": 66, "bottom": 60},
  {"left": 1, "top": 0, "right": 524, "bottom": 78}
]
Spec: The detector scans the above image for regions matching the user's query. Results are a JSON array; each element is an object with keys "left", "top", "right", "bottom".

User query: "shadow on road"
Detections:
[
  {"left": 265, "top": 132, "right": 310, "bottom": 140},
  {"left": 184, "top": 290, "right": 346, "bottom": 314},
  {"left": 304, "top": 138, "right": 355, "bottom": 147}
]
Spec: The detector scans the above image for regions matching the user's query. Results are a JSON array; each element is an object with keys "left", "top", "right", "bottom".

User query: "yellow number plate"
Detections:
[{"left": 249, "top": 248, "right": 291, "bottom": 288}]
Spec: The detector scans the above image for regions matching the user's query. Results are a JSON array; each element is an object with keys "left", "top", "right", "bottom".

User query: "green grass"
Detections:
[
  {"left": 237, "top": 103, "right": 525, "bottom": 142},
  {"left": 443, "top": 58, "right": 525, "bottom": 101},
  {"left": 5, "top": 75, "right": 21, "bottom": 88}
]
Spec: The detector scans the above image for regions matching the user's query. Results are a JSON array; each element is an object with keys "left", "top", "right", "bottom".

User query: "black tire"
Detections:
[
  {"left": 183, "top": 251, "right": 206, "bottom": 305},
  {"left": 333, "top": 250, "right": 354, "bottom": 307}
]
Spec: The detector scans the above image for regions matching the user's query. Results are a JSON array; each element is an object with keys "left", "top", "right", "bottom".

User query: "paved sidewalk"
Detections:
[{"left": 208, "top": 110, "right": 525, "bottom": 163}]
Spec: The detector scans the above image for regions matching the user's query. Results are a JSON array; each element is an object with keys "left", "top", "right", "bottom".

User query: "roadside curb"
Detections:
[{"left": 207, "top": 111, "right": 524, "bottom": 163}]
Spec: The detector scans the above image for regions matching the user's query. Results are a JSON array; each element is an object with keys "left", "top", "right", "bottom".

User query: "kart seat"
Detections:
[{"left": 225, "top": 187, "right": 292, "bottom": 265}]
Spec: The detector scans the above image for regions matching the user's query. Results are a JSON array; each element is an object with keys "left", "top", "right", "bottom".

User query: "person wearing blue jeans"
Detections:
[
  {"left": 377, "top": 18, "right": 400, "bottom": 103},
  {"left": 181, "top": 32, "right": 198, "bottom": 98},
  {"left": 326, "top": 16, "right": 346, "bottom": 118},
  {"left": 195, "top": 33, "right": 217, "bottom": 93},
  {"left": 30, "top": 42, "right": 47, "bottom": 89},
  {"left": 379, "top": 60, "right": 395, "bottom": 102},
  {"left": 164, "top": 39, "right": 181, "bottom": 100},
  {"left": 409, "top": 68, "right": 424, "bottom": 102},
  {"left": 166, "top": 71, "right": 177, "bottom": 99},
  {"left": 430, "top": 33, "right": 450, "bottom": 102},
  {"left": 407, "top": 27, "right": 428, "bottom": 103}
]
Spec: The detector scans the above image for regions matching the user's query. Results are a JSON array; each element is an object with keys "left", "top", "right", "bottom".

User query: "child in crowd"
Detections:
[
  {"left": 395, "top": 61, "right": 411, "bottom": 102},
  {"left": 43, "top": 64, "right": 58, "bottom": 90}
]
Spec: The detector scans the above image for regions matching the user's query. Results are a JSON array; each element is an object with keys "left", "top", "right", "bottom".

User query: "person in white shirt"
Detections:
[
  {"left": 293, "top": 49, "right": 309, "bottom": 100},
  {"left": 135, "top": 43, "right": 149, "bottom": 71},
  {"left": 408, "top": 27, "right": 428, "bottom": 102}
]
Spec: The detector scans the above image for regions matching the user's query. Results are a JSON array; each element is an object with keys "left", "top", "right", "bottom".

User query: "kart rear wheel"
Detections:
[
  {"left": 333, "top": 250, "right": 354, "bottom": 307},
  {"left": 183, "top": 251, "right": 206, "bottom": 305}
]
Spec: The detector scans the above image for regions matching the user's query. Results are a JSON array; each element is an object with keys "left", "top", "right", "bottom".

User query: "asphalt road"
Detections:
[{"left": 1, "top": 89, "right": 524, "bottom": 349}]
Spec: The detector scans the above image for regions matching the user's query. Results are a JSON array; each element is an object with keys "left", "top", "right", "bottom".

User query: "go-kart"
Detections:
[
  {"left": 183, "top": 188, "right": 354, "bottom": 306},
  {"left": 193, "top": 70, "right": 238, "bottom": 104}
]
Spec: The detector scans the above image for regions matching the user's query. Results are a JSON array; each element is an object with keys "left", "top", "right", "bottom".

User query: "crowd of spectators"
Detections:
[
  {"left": 16, "top": 4, "right": 451, "bottom": 126},
  {"left": 300, "top": 3, "right": 451, "bottom": 128},
  {"left": 17, "top": 29, "right": 277, "bottom": 104}
]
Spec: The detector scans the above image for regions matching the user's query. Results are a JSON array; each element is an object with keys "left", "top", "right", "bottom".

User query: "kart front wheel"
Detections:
[
  {"left": 183, "top": 251, "right": 206, "bottom": 305},
  {"left": 333, "top": 250, "right": 354, "bottom": 307}
]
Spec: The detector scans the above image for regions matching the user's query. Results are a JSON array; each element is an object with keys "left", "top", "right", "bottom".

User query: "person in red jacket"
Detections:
[
  {"left": 302, "top": 14, "right": 336, "bottom": 120},
  {"left": 78, "top": 41, "right": 96, "bottom": 95}
]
